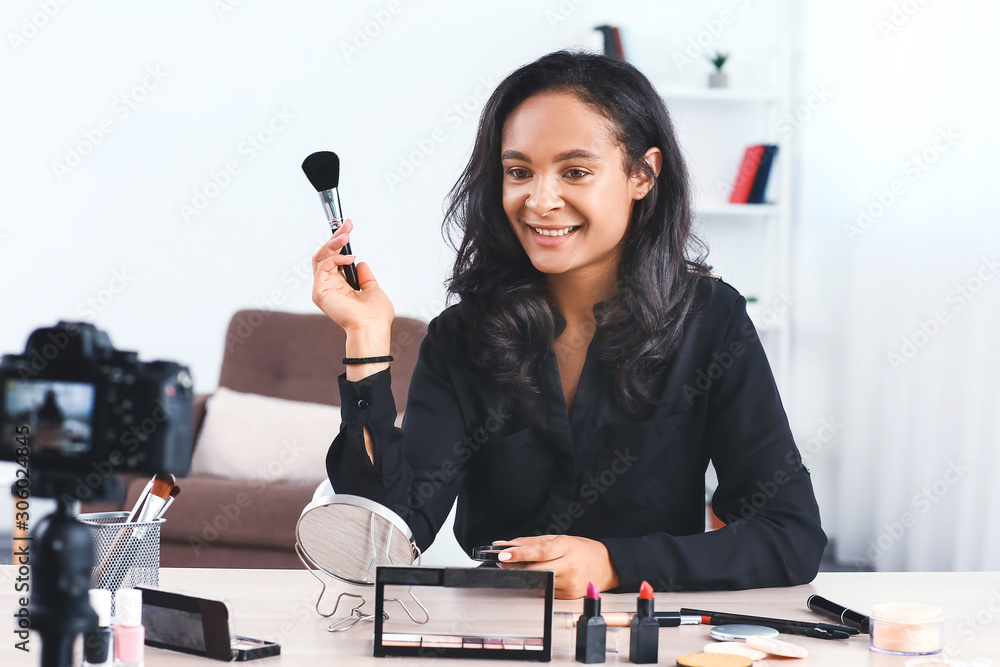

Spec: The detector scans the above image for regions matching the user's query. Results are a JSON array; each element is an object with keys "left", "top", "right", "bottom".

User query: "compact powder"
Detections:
[
  {"left": 676, "top": 653, "right": 753, "bottom": 667},
  {"left": 870, "top": 603, "right": 944, "bottom": 655},
  {"left": 745, "top": 634, "right": 808, "bottom": 658},
  {"left": 471, "top": 545, "right": 503, "bottom": 562},
  {"left": 703, "top": 642, "right": 767, "bottom": 661}
]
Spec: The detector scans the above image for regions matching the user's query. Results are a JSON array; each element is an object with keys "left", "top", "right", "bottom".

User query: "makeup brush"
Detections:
[
  {"left": 93, "top": 474, "right": 175, "bottom": 588},
  {"left": 124, "top": 478, "right": 154, "bottom": 523},
  {"left": 301, "top": 151, "right": 360, "bottom": 290},
  {"left": 136, "top": 473, "right": 176, "bottom": 523},
  {"left": 155, "top": 484, "right": 181, "bottom": 520}
]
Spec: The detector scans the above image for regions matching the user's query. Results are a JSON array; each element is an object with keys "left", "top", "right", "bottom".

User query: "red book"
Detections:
[
  {"left": 611, "top": 27, "right": 626, "bottom": 61},
  {"left": 729, "top": 145, "right": 765, "bottom": 204}
]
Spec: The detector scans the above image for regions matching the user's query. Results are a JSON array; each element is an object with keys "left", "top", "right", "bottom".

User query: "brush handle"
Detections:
[
  {"left": 341, "top": 241, "right": 360, "bottom": 290},
  {"left": 319, "top": 187, "right": 360, "bottom": 291}
]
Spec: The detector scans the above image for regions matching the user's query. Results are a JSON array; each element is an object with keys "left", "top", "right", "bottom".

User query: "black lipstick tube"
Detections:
[
  {"left": 575, "top": 595, "right": 606, "bottom": 663},
  {"left": 629, "top": 597, "right": 658, "bottom": 664}
]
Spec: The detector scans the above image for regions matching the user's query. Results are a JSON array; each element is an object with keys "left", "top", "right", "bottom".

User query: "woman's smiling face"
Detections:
[{"left": 500, "top": 90, "right": 654, "bottom": 282}]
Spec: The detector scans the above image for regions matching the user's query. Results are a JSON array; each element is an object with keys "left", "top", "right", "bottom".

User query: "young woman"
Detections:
[{"left": 312, "top": 50, "right": 826, "bottom": 599}]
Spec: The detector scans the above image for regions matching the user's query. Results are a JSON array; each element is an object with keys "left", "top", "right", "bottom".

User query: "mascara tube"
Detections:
[{"left": 807, "top": 594, "right": 871, "bottom": 634}]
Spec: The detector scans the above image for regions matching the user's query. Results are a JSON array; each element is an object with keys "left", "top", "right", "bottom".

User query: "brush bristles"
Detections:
[
  {"left": 150, "top": 473, "right": 176, "bottom": 500},
  {"left": 302, "top": 151, "right": 340, "bottom": 191}
]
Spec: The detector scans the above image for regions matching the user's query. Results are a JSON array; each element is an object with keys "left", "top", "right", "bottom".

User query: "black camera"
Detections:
[{"left": 0, "top": 321, "right": 194, "bottom": 500}]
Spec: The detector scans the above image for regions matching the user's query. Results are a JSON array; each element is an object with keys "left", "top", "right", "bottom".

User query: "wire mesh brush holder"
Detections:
[{"left": 79, "top": 511, "right": 162, "bottom": 614}]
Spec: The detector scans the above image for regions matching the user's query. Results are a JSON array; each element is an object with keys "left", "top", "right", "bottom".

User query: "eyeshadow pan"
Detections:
[
  {"left": 382, "top": 633, "right": 422, "bottom": 647},
  {"left": 422, "top": 635, "right": 462, "bottom": 649},
  {"left": 525, "top": 638, "right": 544, "bottom": 651}
]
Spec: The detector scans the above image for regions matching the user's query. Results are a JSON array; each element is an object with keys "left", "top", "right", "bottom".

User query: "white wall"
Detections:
[
  {"left": 1, "top": 0, "right": 791, "bottom": 393},
  {"left": 790, "top": 0, "right": 1000, "bottom": 570}
]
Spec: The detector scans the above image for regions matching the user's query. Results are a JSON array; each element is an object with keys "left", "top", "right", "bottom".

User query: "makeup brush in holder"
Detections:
[{"left": 82, "top": 474, "right": 178, "bottom": 610}]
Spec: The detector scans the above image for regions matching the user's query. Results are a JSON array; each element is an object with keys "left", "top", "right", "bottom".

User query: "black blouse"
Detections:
[{"left": 326, "top": 277, "right": 827, "bottom": 592}]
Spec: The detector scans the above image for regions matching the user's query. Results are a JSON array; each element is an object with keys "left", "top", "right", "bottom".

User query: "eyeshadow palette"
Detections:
[
  {"left": 373, "top": 566, "right": 554, "bottom": 661},
  {"left": 382, "top": 634, "right": 546, "bottom": 651}
]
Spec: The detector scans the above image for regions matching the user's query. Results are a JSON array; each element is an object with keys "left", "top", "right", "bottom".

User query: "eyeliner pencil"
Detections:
[
  {"left": 557, "top": 611, "right": 701, "bottom": 628},
  {"left": 679, "top": 608, "right": 856, "bottom": 640}
]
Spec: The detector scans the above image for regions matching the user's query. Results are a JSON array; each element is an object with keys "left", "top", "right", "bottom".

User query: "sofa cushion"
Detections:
[
  {"left": 146, "top": 475, "right": 317, "bottom": 551},
  {"left": 190, "top": 387, "right": 341, "bottom": 483}
]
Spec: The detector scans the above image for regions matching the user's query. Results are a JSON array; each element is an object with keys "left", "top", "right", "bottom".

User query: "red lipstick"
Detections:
[
  {"left": 629, "top": 580, "right": 658, "bottom": 664},
  {"left": 639, "top": 581, "right": 653, "bottom": 600}
]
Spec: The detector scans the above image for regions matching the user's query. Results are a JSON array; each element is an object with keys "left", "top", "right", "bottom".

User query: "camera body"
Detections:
[{"left": 0, "top": 321, "right": 194, "bottom": 498}]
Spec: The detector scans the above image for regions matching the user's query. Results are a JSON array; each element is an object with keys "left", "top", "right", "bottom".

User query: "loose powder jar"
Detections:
[{"left": 870, "top": 603, "right": 944, "bottom": 655}]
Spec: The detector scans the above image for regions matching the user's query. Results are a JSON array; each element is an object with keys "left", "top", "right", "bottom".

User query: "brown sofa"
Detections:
[{"left": 82, "top": 310, "right": 427, "bottom": 568}]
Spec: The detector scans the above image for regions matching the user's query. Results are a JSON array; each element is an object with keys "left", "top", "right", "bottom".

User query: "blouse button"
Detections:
[{"left": 357, "top": 399, "right": 369, "bottom": 410}]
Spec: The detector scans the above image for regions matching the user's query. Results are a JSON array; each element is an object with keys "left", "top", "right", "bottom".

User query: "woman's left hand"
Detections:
[{"left": 493, "top": 535, "right": 620, "bottom": 599}]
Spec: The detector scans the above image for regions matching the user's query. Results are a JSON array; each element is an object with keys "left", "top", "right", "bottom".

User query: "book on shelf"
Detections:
[
  {"left": 729, "top": 144, "right": 778, "bottom": 204},
  {"left": 594, "top": 25, "right": 625, "bottom": 60}
]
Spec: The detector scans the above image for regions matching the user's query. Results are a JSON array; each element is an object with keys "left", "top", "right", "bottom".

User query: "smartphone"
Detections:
[{"left": 136, "top": 586, "right": 280, "bottom": 661}]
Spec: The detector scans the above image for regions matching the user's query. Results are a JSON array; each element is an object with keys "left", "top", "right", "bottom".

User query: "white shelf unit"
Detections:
[{"left": 654, "top": 48, "right": 793, "bottom": 395}]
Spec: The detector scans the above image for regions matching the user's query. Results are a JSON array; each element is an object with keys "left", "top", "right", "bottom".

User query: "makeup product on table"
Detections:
[
  {"left": 472, "top": 545, "right": 503, "bottom": 567},
  {"left": 681, "top": 607, "right": 855, "bottom": 639},
  {"left": 83, "top": 589, "right": 113, "bottom": 667},
  {"left": 113, "top": 588, "right": 145, "bottom": 667},
  {"left": 137, "top": 586, "right": 280, "bottom": 660},
  {"left": 807, "top": 593, "right": 871, "bottom": 634},
  {"left": 676, "top": 654, "right": 752, "bottom": 667},
  {"left": 557, "top": 611, "right": 702, "bottom": 628},
  {"left": 472, "top": 545, "right": 503, "bottom": 562},
  {"left": 869, "top": 603, "right": 944, "bottom": 655},
  {"left": 745, "top": 634, "right": 808, "bottom": 658},
  {"left": 374, "top": 565, "right": 554, "bottom": 661},
  {"left": 628, "top": 580, "right": 658, "bottom": 664},
  {"left": 708, "top": 625, "right": 778, "bottom": 642},
  {"left": 702, "top": 642, "right": 767, "bottom": 661},
  {"left": 576, "top": 582, "right": 606, "bottom": 663}
]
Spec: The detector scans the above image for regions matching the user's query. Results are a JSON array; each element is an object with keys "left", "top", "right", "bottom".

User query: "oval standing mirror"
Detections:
[{"left": 295, "top": 494, "right": 425, "bottom": 631}]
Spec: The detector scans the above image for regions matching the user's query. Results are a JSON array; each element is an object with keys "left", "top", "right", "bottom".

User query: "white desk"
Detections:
[{"left": 2, "top": 567, "right": 999, "bottom": 666}]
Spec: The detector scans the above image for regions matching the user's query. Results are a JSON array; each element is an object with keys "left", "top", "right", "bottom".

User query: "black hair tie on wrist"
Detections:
[{"left": 342, "top": 356, "right": 394, "bottom": 365}]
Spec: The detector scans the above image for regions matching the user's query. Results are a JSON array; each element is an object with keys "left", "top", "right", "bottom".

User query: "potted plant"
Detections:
[{"left": 707, "top": 51, "right": 729, "bottom": 88}]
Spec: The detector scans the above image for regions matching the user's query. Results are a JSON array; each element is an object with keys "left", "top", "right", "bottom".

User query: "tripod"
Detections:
[{"left": 22, "top": 471, "right": 125, "bottom": 667}]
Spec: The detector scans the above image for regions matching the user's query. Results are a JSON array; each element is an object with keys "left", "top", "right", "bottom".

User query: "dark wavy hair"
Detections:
[{"left": 443, "top": 50, "right": 713, "bottom": 417}]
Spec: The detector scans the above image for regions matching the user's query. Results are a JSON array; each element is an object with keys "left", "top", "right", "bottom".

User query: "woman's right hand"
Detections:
[{"left": 311, "top": 218, "right": 394, "bottom": 334}]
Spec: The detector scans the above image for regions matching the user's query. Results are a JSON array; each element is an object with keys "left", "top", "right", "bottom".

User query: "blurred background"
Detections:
[{"left": 1, "top": 0, "right": 997, "bottom": 572}]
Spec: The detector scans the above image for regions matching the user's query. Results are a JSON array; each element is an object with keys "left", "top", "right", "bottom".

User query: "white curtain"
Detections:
[{"left": 791, "top": 0, "right": 1000, "bottom": 571}]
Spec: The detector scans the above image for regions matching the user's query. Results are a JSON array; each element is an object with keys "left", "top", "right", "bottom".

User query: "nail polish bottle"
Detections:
[
  {"left": 576, "top": 582, "right": 607, "bottom": 663},
  {"left": 83, "top": 589, "right": 113, "bottom": 667},
  {"left": 628, "top": 580, "right": 658, "bottom": 664},
  {"left": 113, "top": 588, "right": 144, "bottom": 667}
]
